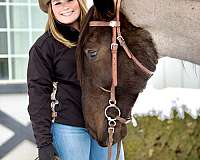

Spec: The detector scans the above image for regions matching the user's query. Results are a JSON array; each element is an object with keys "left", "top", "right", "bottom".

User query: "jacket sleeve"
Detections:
[{"left": 27, "top": 43, "right": 54, "bottom": 148}]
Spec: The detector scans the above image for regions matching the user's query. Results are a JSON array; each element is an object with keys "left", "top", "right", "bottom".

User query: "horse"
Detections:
[
  {"left": 76, "top": 0, "right": 158, "bottom": 147},
  {"left": 120, "top": 0, "right": 200, "bottom": 65}
]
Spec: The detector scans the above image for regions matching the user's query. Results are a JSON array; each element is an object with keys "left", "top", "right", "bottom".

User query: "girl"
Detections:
[{"left": 27, "top": 0, "right": 124, "bottom": 159}]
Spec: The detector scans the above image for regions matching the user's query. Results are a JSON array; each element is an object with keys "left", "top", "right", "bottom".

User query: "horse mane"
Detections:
[{"left": 76, "top": 6, "right": 95, "bottom": 84}]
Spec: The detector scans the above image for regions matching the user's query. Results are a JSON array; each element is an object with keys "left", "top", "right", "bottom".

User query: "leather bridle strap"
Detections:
[
  {"left": 89, "top": 1, "right": 121, "bottom": 160},
  {"left": 108, "top": 126, "right": 114, "bottom": 160},
  {"left": 109, "top": 2, "right": 119, "bottom": 158},
  {"left": 90, "top": 21, "right": 120, "bottom": 28},
  {"left": 117, "top": 36, "right": 153, "bottom": 75}
]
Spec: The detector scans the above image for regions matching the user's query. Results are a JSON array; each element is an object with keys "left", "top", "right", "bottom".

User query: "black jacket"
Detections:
[{"left": 27, "top": 26, "right": 84, "bottom": 148}]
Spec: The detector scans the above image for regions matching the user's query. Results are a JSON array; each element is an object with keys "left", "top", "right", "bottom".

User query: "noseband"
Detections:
[{"left": 89, "top": 0, "right": 154, "bottom": 159}]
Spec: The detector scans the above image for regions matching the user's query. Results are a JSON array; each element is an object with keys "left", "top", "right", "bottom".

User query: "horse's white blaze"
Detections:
[{"left": 121, "top": 0, "right": 200, "bottom": 65}]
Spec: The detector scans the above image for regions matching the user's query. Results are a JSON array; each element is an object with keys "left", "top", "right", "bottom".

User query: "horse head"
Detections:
[{"left": 76, "top": 0, "right": 158, "bottom": 147}]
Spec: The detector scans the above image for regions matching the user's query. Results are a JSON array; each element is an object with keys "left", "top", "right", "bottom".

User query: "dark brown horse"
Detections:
[{"left": 76, "top": 0, "right": 158, "bottom": 147}]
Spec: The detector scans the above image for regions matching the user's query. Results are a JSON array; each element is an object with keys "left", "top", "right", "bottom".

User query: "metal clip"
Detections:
[
  {"left": 117, "top": 35, "right": 125, "bottom": 46},
  {"left": 111, "top": 43, "right": 118, "bottom": 50}
]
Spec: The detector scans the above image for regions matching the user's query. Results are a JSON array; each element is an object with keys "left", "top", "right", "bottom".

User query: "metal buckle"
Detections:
[
  {"left": 117, "top": 35, "right": 125, "bottom": 46},
  {"left": 109, "top": 21, "right": 120, "bottom": 27},
  {"left": 117, "top": 35, "right": 124, "bottom": 41},
  {"left": 111, "top": 43, "right": 118, "bottom": 50}
]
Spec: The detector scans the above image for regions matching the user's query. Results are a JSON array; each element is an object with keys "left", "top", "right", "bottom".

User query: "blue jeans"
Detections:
[{"left": 51, "top": 123, "right": 124, "bottom": 160}]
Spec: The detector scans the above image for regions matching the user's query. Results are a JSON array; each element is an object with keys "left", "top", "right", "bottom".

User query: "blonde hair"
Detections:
[{"left": 46, "top": 0, "right": 88, "bottom": 48}]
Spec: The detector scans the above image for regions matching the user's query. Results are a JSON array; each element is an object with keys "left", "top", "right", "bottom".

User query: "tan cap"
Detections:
[{"left": 38, "top": 0, "right": 51, "bottom": 13}]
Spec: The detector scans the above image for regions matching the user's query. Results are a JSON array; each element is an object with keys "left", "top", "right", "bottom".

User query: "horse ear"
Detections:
[{"left": 93, "top": 0, "right": 115, "bottom": 18}]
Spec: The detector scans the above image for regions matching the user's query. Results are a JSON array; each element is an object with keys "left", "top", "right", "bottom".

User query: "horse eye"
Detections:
[{"left": 86, "top": 49, "right": 97, "bottom": 60}]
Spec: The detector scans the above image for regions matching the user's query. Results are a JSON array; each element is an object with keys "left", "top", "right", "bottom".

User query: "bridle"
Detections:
[
  {"left": 89, "top": 0, "right": 153, "bottom": 159},
  {"left": 90, "top": 0, "right": 153, "bottom": 159}
]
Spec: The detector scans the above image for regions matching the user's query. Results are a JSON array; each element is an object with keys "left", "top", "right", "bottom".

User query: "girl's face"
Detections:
[{"left": 51, "top": 0, "right": 80, "bottom": 27}]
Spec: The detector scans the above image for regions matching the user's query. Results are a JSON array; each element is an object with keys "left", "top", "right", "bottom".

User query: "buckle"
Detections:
[
  {"left": 117, "top": 35, "right": 125, "bottom": 46},
  {"left": 109, "top": 21, "right": 120, "bottom": 27},
  {"left": 111, "top": 43, "right": 118, "bottom": 50}
]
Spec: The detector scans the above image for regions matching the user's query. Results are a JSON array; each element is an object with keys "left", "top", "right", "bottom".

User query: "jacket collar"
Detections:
[{"left": 54, "top": 20, "right": 79, "bottom": 43}]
